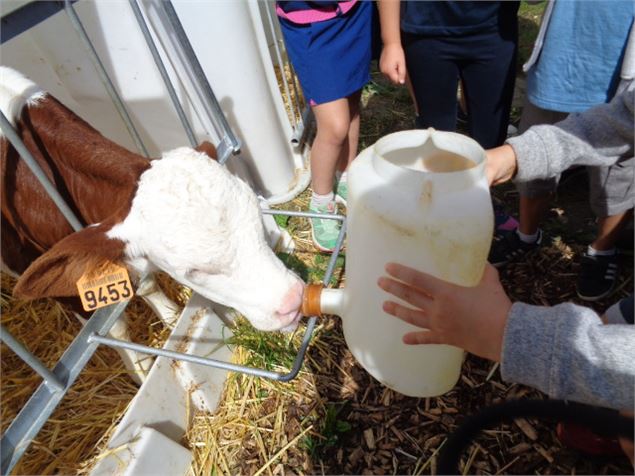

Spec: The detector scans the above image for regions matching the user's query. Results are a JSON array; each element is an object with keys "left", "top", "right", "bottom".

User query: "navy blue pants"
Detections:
[{"left": 402, "top": 28, "right": 517, "bottom": 149}]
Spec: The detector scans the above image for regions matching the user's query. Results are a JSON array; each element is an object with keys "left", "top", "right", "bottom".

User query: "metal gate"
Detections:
[{"left": 0, "top": 1, "right": 343, "bottom": 473}]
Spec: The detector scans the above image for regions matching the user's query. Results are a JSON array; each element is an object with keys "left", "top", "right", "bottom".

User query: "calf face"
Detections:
[
  {"left": 13, "top": 147, "right": 305, "bottom": 331},
  {"left": 110, "top": 147, "right": 306, "bottom": 331}
]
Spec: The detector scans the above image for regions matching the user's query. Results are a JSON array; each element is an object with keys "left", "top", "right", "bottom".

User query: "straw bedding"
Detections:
[{"left": 0, "top": 273, "right": 182, "bottom": 475}]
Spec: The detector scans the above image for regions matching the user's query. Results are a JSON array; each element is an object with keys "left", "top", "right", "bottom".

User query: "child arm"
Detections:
[{"left": 378, "top": 0, "right": 406, "bottom": 85}]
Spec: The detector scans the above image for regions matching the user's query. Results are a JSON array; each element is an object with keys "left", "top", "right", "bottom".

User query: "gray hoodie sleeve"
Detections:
[
  {"left": 500, "top": 84, "right": 635, "bottom": 411},
  {"left": 507, "top": 82, "right": 634, "bottom": 183},
  {"left": 501, "top": 302, "right": 635, "bottom": 411}
]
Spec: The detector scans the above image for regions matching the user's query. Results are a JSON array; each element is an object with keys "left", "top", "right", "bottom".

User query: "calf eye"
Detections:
[
  {"left": 185, "top": 266, "right": 224, "bottom": 282},
  {"left": 185, "top": 269, "right": 207, "bottom": 282}
]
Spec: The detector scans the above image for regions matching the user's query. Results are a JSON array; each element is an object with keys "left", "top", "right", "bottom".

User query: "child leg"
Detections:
[
  {"left": 309, "top": 97, "right": 352, "bottom": 251},
  {"left": 402, "top": 33, "right": 460, "bottom": 131},
  {"left": 333, "top": 91, "right": 361, "bottom": 205},
  {"left": 336, "top": 90, "right": 362, "bottom": 173},
  {"left": 460, "top": 30, "right": 517, "bottom": 149},
  {"left": 311, "top": 98, "right": 352, "bottom": 194}
]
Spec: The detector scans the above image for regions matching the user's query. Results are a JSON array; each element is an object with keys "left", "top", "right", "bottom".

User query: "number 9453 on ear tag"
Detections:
[{"left": 76, "top": 262, "right": 134, "bottom": 312}]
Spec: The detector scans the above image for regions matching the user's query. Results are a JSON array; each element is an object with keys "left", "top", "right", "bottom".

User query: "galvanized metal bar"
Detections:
[
  {"left": 263, "top": 0, "right": 297, "bottom": 128},
  {"left": 290, "top": 106, "right": 312, "bottom": 146},
  {"left": 128, "top": 0, "right": 198, "bottom": 148},
  {"left": 0, "top": 111, "right": 83, "bottom": 232},
  {"left": 323, "top": 218, "right": 347, "bottom": 281},
  {"left": 87, "top": 334, "right": 286, "bottom": 380},
  {"left": 262, "top": 208, "right": 346, "bottom": 221},
  {"left": 285, "top": 45, "right": 305, "bottom": 128},
  {"left": 64, "top": 0, "right": 149, "bottom": 157},
  {"left": 275, "top": 218, "right": 347, "bottom": 382},
  {"left": 159, "top": 0, "right": 241, "bottom": 163},
  {"left": 216, "top": 136, "right": 235, "bottom": 166},
  {"left": 0, "top": 325, "right": 64, "bottom": 393},
  {"left": 1, "top": 302, "right": 129, "bottom": 475}
]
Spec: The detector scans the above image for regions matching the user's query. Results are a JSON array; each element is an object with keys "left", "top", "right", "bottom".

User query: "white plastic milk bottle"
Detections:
[{"left": 303, "top": 129, "right": 493, "bottom": 397}]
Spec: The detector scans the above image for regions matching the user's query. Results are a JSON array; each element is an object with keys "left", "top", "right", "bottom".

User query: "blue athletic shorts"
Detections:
[{"left": 279, "top": 1, "right": 372, "bottom": 106}]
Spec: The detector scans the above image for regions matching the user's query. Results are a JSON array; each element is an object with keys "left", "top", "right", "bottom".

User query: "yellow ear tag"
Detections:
[{"left": 76, "top": 262, "right": 134, "bottom": 312}]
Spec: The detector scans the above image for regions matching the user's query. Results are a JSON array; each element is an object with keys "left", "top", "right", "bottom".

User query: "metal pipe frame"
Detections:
[
  {"left": 262, "top": 0, "right": 298, "bottom": 129},
  {"left": 1, "top": 302, "right": 130, "bottom": 475},
  {"left": 262, "top": 1, "right": 307, "bottom": 145},
  {"left": 2, "top": 5, "right": 153, "bottom": 469},
  {"left": 290, "top": 105, "right": 313, "bottom": 147},
  {"left": 128, "top": 0, "right": 198, "bottom": 149},
  {"left": 63, "top": 0, "right": 150, "bottom": 158},
  {"left": 157, "top": 0, "right": 241, "bottom": 165},
  {"left": 0, "top": 111, "right": 84, "bottom": 232},
  {"left": 0, "top": 325, "right": 64, "bottom": 393}
]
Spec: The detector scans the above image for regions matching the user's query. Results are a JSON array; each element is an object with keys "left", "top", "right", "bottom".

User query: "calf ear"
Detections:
[
  {"left": 195, "top": 141, "right": 217, "bottom": 160},
  {"left": 13, "top": 225, "right": 126, "bottom": 300}
]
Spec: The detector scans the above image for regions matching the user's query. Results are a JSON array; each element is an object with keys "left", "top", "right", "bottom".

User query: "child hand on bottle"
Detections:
[
  {"left": 485, "top": 144, "right": 518, "bottom": 186},
  {"left": 377, "top": 262, "right": 512, "bottom": 362}
]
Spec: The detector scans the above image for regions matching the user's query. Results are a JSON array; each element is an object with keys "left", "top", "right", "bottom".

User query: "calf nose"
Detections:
[{"left": 276, "top": 281, "right": 304, "bottom": 316}]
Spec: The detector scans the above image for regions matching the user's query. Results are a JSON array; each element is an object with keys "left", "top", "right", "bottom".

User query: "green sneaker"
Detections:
[
  {"left": 309, "top": 200, "right": 340, "bottom": 252},
  {"left": 335, "top": 180, "right": 348, "bottom": 206}
]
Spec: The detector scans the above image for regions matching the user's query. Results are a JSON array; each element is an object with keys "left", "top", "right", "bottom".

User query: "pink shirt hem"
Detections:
[{"left": 276, "top": 1, "right": 357, "bottom": 25}]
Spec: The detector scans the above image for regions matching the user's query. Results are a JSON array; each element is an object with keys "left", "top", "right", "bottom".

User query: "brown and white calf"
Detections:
[{"left": 1, "top": 67, "right": 304, "bottom": 360}]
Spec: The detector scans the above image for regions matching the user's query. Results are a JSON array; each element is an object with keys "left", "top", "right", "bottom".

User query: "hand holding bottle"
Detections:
[
  {"left": 378, "top": 262, "right": 512, "bottom": 362},
  {"left": 485, "top": 144, "right": 518, "bottom": 186}
]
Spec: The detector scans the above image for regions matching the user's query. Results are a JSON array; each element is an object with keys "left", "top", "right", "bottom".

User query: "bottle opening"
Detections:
[
  {"left": 301, "top": 283, "right": 324, "bottom": 316},
  {"left": 374, "top": 129, "right": 483, "bottom": 175},
  {"left": 383, "top": 148, "right": 477, "bottom": 173}
]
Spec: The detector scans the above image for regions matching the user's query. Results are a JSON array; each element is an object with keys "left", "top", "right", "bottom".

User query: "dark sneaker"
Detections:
[
  {"left": 576, "top": 252, "right": 619, "bottom": 301},
  {"left": 489, "top": 229, "right": 543, "bottom": 268}
]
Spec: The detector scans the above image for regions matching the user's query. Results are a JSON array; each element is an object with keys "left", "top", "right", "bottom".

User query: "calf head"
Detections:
[{"left": 13, "top": 146, "right": 305, "bottom": 331}]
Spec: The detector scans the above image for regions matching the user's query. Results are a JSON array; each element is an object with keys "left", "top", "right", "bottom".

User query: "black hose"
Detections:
[{"left": 437, "top": 399, "right": 634, "bottom": 475}]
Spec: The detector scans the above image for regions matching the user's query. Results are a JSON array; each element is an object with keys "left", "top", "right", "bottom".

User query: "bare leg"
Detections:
[
  {"left": 337, "top": 91, "right": 362, "bottom": 173},
  {"left": 311, "top": 97, "right": 353, "bottom": 194},
  {"left": 518, "top": 193, "right": 553, "bottom": 235},
  {"left": 591, "top": 210, "right": 633, "bottom": 251}
]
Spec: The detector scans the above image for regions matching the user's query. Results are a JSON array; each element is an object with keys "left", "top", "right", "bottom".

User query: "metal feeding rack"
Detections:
[{"left": 0, "top": 1, "right": 340, "bottom": 473}]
